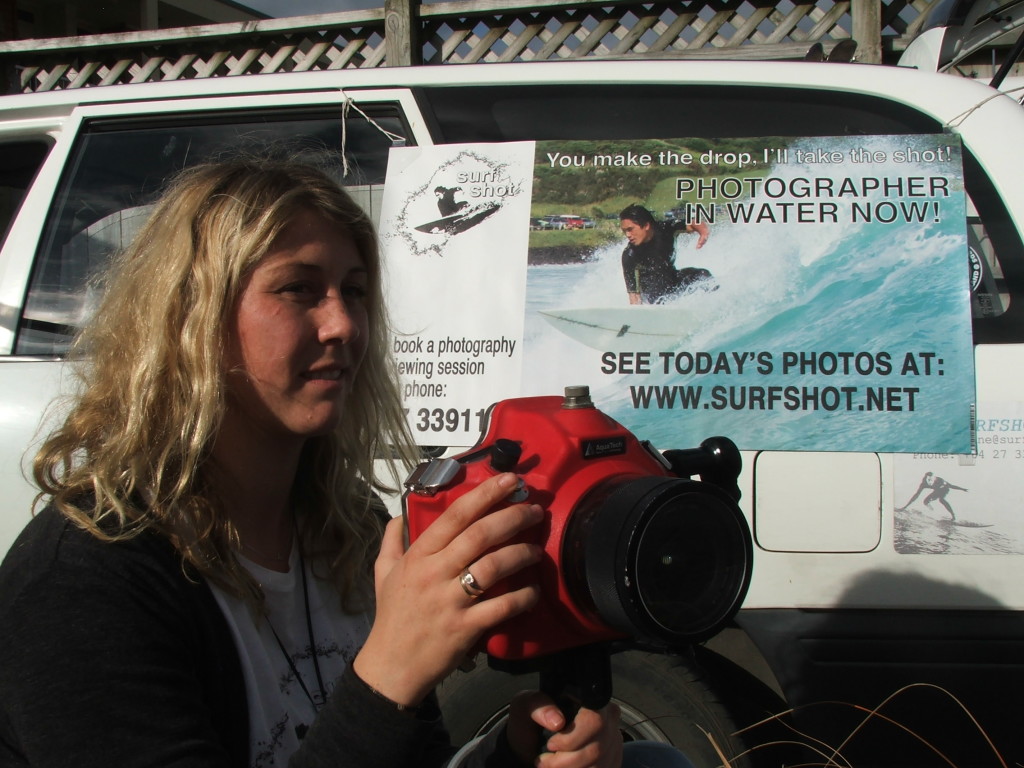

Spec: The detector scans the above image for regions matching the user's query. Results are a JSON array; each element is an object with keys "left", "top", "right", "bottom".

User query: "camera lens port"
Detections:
[{"left": 562, "top": 475, "right": 752, "bottom": 647}]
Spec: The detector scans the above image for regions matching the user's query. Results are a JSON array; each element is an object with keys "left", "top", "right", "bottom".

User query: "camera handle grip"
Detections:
[
  {"left": 537, "top": 643, "right": 613, "bottom": 742},
  {"left": 663, "top": 436, "right": 742, "bottom": 502}
]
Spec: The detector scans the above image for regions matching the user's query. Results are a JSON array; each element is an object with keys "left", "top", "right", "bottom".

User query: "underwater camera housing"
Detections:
[{"left": 403, "top": 386, "right": 752, "bottom": 662}]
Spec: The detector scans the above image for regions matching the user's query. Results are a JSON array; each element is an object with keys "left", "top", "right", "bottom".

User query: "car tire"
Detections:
[{"left": 437, "top": 649, "right": 759, "bottom": 768}]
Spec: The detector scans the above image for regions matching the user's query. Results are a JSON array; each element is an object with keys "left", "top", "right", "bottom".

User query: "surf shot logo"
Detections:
[{"left": 394, "top": 150, "right": 526, "bottom": 257}]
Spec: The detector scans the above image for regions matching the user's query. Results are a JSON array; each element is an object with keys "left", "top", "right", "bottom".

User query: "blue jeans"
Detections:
[
  {"left": 447, "top": 730, "right": 697, "bottom": 767},
  {"left": 623, "top": 741, "right": 698, "bottom": 768}
]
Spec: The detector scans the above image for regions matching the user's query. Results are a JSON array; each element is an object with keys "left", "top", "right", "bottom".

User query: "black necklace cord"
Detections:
[{"left": 263, "top": 548, "right": 329, "bottom": 711}]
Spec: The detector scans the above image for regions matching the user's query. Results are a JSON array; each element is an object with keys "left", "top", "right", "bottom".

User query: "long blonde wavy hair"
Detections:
[{"left": 33, "top": 155, "right": 417, "bottom": 612}]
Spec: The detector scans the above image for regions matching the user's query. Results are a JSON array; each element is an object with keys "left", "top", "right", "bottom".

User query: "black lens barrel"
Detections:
[{"left": 564, "top": 475, "right": 752, "bottom": 648}]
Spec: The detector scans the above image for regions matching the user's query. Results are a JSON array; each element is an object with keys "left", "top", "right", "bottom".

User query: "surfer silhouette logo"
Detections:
[
  {"left": 899, "top": 471, "right": 968, "bottom": 520},
  {"left": 434, "top": 185, "right": 468, "bottom": 216},
  {"left": 414, "top": 184, "right": 501, "bottom": 235}
]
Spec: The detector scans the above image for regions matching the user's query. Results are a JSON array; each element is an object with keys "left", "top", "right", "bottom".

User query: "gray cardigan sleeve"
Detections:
[{"left": 294, "top": 664, "right": 527, "bottom": 768}]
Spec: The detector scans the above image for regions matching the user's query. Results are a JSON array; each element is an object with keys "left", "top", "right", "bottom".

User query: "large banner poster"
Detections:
[{"left": 381, "top": 135, "right": 974, "bottom": 453}]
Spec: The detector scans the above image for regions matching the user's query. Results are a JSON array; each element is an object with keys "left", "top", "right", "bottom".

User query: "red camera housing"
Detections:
[{"left": 403, "top": 386, "right": 751, "bottom": 662}]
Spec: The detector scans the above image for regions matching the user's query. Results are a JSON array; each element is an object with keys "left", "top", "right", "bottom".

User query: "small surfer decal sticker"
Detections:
[{"left": 894, "top": 407, "right": 1024, "bottom": 555}]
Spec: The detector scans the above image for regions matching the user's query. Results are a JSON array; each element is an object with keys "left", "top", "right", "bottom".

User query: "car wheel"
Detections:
[{"left": 437, "top": 649, "right": 757, "bottom": 768}]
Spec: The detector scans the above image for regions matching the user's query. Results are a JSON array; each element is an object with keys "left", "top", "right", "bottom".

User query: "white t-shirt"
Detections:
[{"left": 210, "top": 547, "right": 372, "bottom": 767}]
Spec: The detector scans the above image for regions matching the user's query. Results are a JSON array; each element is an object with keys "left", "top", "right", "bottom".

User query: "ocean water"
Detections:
[
  {"left": 522, "top": 136, "right": 974, "bottom": 453},
  {"left": 895, "top": 506, "right": 1023, "bottom": 555}
]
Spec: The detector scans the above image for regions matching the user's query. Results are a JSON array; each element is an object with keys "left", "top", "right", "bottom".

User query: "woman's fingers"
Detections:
[
  {"left": 459, "top": 540, "right": 540, "bottom": 596},
  {"left": 378, "top": 514, "right": 405, "bottom": 560},
  {"left": 373, "top": 515, "right": 406, "bottom": 594},
  {"left": 355, "top": 474, "right": 547, "bottom": 708},
  {"left": 457, "top": 498, "right": 543, "bottom": 552},
  {"left": 461, "top": 581, "right": 542, "bottom": 635},
  {"left": 506, "top": 692, "right": 623, "bottom": 768},
  {"left": 407, "top": 471, "right": 547, "bottom": 590},
  {"left": 410, "top": 472, "right": 529, "bottom": 555},
  {"left": 542, "top": 703, "right": 622, "bottom": 760},
  {"left": 382, "top": 473, "right": 545, "bottom": 599}
]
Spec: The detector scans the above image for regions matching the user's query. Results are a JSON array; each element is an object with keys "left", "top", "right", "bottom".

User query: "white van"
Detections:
[{"left": 0, "top": 59, "right": 1022, "bottom": 768}]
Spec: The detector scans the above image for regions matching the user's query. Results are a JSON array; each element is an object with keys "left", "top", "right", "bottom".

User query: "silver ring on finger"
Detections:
[{"left": 459, "top": 568, "right": 486, "bottom": 599}]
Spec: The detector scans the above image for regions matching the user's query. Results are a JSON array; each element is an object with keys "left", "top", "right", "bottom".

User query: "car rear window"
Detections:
[
  {"left": 15, "top": 105, "right": 405, "bottom": 356},
  {"left": 0, "top": 139, "right": 52, "bottom": 250}
]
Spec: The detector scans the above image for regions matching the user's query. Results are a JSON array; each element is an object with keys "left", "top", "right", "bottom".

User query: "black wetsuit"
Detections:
[
  {"left": 435, "top": 187, "right": 467, "bottom": 217},
  {"left": 621, "top": 221, "right": 711, "bottom": 304}
]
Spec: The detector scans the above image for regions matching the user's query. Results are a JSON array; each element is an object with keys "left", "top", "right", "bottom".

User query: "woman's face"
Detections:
[{"left": 223, "top": 209, "right": 370, "bottom": 445}]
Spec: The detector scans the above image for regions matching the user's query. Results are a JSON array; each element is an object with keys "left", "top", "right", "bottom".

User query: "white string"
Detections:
[
  {"left": 947, "top": 84, "right": 1024, "bottom": 127},
  {"left": 340, "top": 97, "right": 407, "bottom": 178}
]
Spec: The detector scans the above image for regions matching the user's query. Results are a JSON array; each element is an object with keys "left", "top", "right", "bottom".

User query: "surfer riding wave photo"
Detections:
[
  {"left": 619, "top": 203, "right": 713, "bottom": 305},
  {"left": 522, "top": 135, "right": 976, "bottom": 454},
  {"left": 898, "top": 471, "right": 967, "bottom": 520}
]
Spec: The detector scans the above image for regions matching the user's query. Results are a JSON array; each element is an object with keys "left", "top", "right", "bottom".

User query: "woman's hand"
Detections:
[
  {"left": 506, "top": 692, "right": 623, "bottom": 768},
  {"left": 353, "top": 472, "right": 544, "bottom": 708}
]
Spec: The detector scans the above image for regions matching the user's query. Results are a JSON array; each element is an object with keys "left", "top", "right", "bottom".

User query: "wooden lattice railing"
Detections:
[
  {"left": 418, "top": 0, "right": 930, "bottom": 64},
  {"left": 0, "top": 0, "right": 939, "bottom": 94}
]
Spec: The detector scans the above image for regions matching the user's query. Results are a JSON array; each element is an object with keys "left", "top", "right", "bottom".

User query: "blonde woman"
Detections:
[{"left": 0, "top": 157, "right": 621, "bottom": 768}]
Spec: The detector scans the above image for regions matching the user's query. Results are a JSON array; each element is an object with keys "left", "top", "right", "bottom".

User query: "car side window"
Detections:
[
  {"left": 0, "top": 139, "right": 52, "bottom": 250},
  {"left": 15, "top": 106, "right": 406, "bottom": 356}
]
